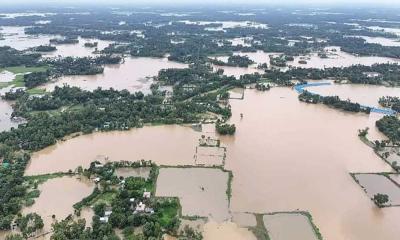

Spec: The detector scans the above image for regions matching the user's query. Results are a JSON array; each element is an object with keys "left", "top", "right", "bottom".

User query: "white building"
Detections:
[
  {"left": 143, "top": 192, "right": 151, "bottom": 198},
  {"left": 99, "top": 216, "right": 109, "bottom": 223},
  {"left": 134, "top": 202, "right": 146, "bottom": 213}
]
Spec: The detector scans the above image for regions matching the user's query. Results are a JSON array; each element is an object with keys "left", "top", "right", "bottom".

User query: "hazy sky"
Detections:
[{"left": 2, "top": 0, "right": 399, "bottom": 7}]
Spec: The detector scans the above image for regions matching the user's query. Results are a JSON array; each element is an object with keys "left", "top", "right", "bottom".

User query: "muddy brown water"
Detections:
[
  {"left": 263, "top": 213, "right": 318, "bottom": 240},
  {"left": 156, "top": 167, "right": 230, "bottom": 222},
  {"left": 0, "top": 99, "right": 18, "bottom": 132},
  {"left": 27, "top": 88, "right": 400, "bottom": 240},
  {"left": 26, "top": 125, "right": 200, "bottom": 175},
  {"left": 42, "top": 57, "right": 187, "bottom": 93},
  {"left": 354, "top": 174, "right": 400, "bottom": 206},
  {"left": 307, "top": 80, "right": 400, "bottom": 107},
  {"left": 22, "top": 176, "right": 94, "bottom": 238}
]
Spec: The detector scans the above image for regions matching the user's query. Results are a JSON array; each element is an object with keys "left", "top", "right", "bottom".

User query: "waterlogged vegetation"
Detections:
[
  {"left": 299, "top": 90, "right": 371, "bottom": 113},
  {"left": 2, "top": 4, "right": 400, "bottom": 240}
]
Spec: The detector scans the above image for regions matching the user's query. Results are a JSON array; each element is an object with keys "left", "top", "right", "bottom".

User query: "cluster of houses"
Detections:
[{"left": 99, "top": 191, "right": 155, "bottom": 223}]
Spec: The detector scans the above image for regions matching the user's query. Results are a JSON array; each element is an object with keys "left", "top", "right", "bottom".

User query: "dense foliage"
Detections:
[
  {"left": 299, "top": 91, "right": 371, "bottom": 113},
  {"left": 376, "top": 116, "right": 400, "bottom": 144}
]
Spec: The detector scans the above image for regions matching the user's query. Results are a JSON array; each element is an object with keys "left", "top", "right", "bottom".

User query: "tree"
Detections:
[
  {"left": 5, "top": 234, "right": 24, "bottom": 240},
  {"left": 373, "top": 193, "right": 389, "bottom": 207},
  {"left": 17, "top": 213, "right": 44, "bottom": 238}
]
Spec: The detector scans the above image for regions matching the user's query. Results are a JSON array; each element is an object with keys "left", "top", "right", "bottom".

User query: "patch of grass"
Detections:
[
  {"left": 0, "top": 65, "right": 48, "bottom": 89},
  {"left": 157, "top": 198, "right": 180, "bottom": 228},
  {"left": 89, "top": 191, "right": 117, "bottom": 206},
  {"left": 1, "top": 66, "right": 48, "bottom": 74},
  {"left": 26, "top": 87, "right": 47, "bottom": 95},
  {"left": 24, "top": 172, "right": 70, "bottom": 185}
]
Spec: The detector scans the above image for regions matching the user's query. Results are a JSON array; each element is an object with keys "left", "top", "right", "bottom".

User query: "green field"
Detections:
[{"left": 0, "top": 65, "right": 48, "bottom": 89}]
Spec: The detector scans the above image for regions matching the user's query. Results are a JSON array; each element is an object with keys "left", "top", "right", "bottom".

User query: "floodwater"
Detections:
[
  {"left": 214, "top": 48, "right": 399, "bottom": 71},
  {"left": 358, "top": 36, "right": 400, "bottom": 47},
  {"left": 42, "top": 57, "right": 187, "bottom": 93},
  {"left": 214, "top": 64, "right": 264, "bottom": 78},
  {"left": 290, "top": 47, "right": 399, "bottom": 69},
  {"left": 225, "top": 88, "right": 398, "bottom": 240},
  {"left": 353, "top": 174, "right": 400, "bottom": 206},
  {"left": 0, "top": 100, "right": 18, "bottom": 132},
  {"left": 196, "top": 146, "right": 225, "bottom": 166},
  {"left": 0, "top": 70, "right": 15, "bottom": 83},
  {"left": 156, "top": 167, "right": 230, "bottom": 222},
  {"left": 0, "top": 26, "right": 112, "bottom": 57},
  {"left": 263, "top": 213, "right": 318, "bottom": 240},
  {"left": 180, "top": 20, "right": 268, "bottom": 31},
  {"left": 231, "top": 212, "right": 257, "bottom": 227},
  {"left": 26, "top": 125, "right": 200, "bottom": 175},
  {"left": 42, "top": 37, "right": 113, "bottom": 58},
  {"left": 305, "top": 80, "right": 400, "bottom": 107},
  {"left": 27, "top": 88, "right": 400, "bottom": 240},
  {"left": 203, "top": 221, "right": 257, "bottom": 240},
  {"left": 229, "top": 37, "right": 252, "bottom": 47},
  {"left": 0, "top": 26, "right": 55, "bottom": 50},
  {"left": 368, "top": 26, "right": 400, "bottom": 36},
  {"left": 388, "top": 174, "right": 400, "bottom": 185},
  {"left": 22, "top": 176, "right": 94, "bottom": 237}
]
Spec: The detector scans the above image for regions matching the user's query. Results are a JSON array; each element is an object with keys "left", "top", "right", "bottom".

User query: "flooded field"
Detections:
[
  {"left": 368, "top": 26, "right": 400, "bottom": 36},
  {"left": 202, "top": 221, "right": 257, "bottom": 240},
  {"left": 213, "top": 64, "right": 264, "bottom": 78},
  {"left": 42, "top": 37, "right": 113, "bottom": 58},
  {"left": 115, "top": 167, "right": 151, "bottom": 179},
  {"left": 0, "top": 70, "right": 16, "bottom": 83},
  {"left": 231, "top": 212, "right": 257, "bottom": 227},
  {"left": 358, "top": 36, "right": 400, "bottom": 47},
  {"left": 180, "top": 20, "right": 268, "bottom": 31},
  {"left": 26, "top": 125, "right": 200, "bottom": 175},
  {"left": 156, "top": 167, "right": 230, "bottom": 222},
  {"left": 305, "top": 80, "right": 400, "bottom": 107},
  {"left": 0, "top": 99, "right": 18, "bottom": 132},
  {"left": 0, "top": 26, "right": 111, "bottom": 57},
  {"left": 290, "top": 47, "right": 399, "bottom": 68},
  {"left": 0, "top": 26, "right": 54, "bottom": 50},
  {"left": 353, "top": 174, "right": 400, "bottom": 206},
  {"left": 42, "top": 57, "right": 187, "bottom": 93},
  {"left": 215, "top": 47, "right": 399, "bottom": 72},
  {"left": 196, "top": 146, "right": 225, "bottom": 166},
  {"left": 263, "top": 213, "right": 318, "bottom": 240},
  {"left": 388, "top": 174, "right": 400, "bottom": 185},
  {"left": 22, "top": 176, "right": 94, "bottom": 236},
  {"left": 225, "top": 88, "right": 398, "bottom": 240},
  {"left": 27, "top": 87, "right": 400, "bottom": 240}
]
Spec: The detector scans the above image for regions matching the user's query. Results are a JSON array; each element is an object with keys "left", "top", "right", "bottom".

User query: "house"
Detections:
[
  {"left": 99, "top": 217, "right": 109, "bottom": 223},
  {"left": 134, "top": 202, "right": 146, "bottom": 213},
  {"left": 94, "top": 177, "right": 101, "bottom": 183},
  {"left": 104, "top": 211, "right": 112, "bottom": 217},
  {"left": 363, "top": 72, "right": 381, "bottom": 78},
  {"left": 143, "top": 192, "right": 151, "bottom": 198},
  {"left": 129, "top": 198, "right": 135, "bottom": 203},
  {"left": 145, "top": 207, "right": 155, "bottom": 214},
  {"left": 94, "top": 163, "right": 103, "bottom": 168}
]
